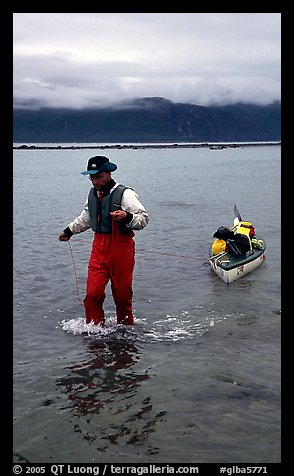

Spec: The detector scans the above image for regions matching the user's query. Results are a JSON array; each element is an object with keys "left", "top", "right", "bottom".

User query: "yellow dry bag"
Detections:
[{"left": 212, "top": 239, "right": 227, "bottom": 255}]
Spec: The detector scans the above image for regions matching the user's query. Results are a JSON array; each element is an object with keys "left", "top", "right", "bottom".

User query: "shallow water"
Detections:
[{"left": 13, "top": 144, "right": 281, "bottom": 463}]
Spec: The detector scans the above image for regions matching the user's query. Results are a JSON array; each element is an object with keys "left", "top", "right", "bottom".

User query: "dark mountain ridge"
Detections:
[{"left": 13, "top": 97, "right": 281, "bottom": 143}]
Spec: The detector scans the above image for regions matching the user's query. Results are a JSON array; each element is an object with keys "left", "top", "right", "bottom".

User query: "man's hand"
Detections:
[
  {"left": 110, "top": 210, "right": 127, "bottom": 222},
  {"left": 59, "top": 232, "right": 71, "bottom": 241}
]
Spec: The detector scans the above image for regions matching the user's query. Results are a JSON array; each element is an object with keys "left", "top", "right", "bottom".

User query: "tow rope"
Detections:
[
  {"left": 67, "top": 241, "right": 203, "bottom": 305},
  {"left": 67, "top": 241, "right": 84, "bottom": 306},
  {"left": 136, "top": 249, "right": 203, "bottom": 260}
]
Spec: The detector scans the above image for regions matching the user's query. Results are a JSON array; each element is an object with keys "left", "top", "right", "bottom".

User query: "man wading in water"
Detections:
[{"left": 59, "top": 156, "right": 149, "bottom": 326}]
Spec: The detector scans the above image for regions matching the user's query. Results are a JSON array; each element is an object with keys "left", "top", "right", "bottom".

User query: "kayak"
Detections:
[{"left": 209, "top": 206, "right": 266, "bottom": 283}]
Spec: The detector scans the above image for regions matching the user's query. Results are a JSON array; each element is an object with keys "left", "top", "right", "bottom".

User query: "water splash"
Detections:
[
  {"left": 60, "top": 315, "right": 132, "bottom": 338},
  {"left": 59, "top": 305, "right": 233, "bottom": 343},
  {"left": 135, "top": 308, "right": 227, "bottom": 343}
]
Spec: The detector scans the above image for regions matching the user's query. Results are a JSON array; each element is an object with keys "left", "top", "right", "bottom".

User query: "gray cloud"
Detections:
[{"left": 13, "top": 13, "right": 281, "bottom": 109}]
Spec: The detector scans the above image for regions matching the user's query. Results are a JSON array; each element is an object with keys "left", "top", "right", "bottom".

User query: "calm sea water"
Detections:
[{"left": 13, "top": 144, "right": 281, "bottom": 464}]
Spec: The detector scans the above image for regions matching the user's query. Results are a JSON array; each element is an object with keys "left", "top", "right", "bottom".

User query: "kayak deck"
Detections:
[{"left": 209, "top": 236, "right": 266, "bottom": 271}]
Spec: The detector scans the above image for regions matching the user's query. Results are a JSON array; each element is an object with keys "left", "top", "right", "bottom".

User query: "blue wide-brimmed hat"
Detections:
[{"left": 81, "top": 156, "right": 117, "bottom": 175}]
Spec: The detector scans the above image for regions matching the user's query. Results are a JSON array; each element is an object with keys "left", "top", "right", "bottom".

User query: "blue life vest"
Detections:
[{"left": 88, "top": 184, "right": 132, "bottom": 234}]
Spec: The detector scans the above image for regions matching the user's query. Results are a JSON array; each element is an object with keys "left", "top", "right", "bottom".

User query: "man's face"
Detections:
[{"left": 89, "top": 171, "right": 111, "bottom": 190}]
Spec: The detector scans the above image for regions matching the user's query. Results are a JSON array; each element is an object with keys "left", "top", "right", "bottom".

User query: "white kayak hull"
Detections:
[{"left": 209, "top": 249, "right": 266, "bottom": 283}]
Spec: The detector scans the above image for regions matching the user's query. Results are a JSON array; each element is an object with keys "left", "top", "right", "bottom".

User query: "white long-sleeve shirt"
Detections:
[{"left": 68, "top": 183, "right": 149, "bottom": 234}]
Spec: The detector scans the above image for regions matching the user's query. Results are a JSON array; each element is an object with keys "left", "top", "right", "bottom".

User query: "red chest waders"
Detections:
[{"left": 83, "top": 222, "right": 135, "bottom": 325}]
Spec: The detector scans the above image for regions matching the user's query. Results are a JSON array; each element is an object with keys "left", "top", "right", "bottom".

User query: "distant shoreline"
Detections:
[{"left": 13, "top": 141, "right": 281, "bottom": 150}]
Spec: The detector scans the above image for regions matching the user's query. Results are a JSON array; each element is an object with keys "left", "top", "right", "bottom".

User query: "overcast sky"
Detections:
[{"left": 13, "top": 13, "right": 281, "bottom": 110}]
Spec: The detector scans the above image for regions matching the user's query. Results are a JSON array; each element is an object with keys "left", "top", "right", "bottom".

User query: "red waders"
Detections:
[{"left": 83, "top": 226, "right": 135, "bottom": 325}]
